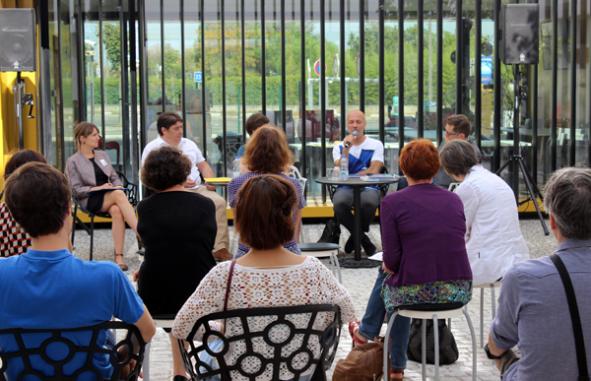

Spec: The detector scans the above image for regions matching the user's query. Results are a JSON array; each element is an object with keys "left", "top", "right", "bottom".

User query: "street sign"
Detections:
[
  {"left": 313, "top": 59, "right": 321, "bottom": 76},
  {"left": 194, "top": 71, "right": 202, "bottom": 83}
]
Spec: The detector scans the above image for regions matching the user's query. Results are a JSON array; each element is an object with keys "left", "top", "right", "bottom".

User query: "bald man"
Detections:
[{"left": 332, "top": 110, "right": 384, "bottom": 255}]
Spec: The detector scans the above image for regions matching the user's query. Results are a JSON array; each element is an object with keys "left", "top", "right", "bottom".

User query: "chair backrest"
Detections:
[
  {"left": 287, "top": 165, "right": 308, "bottom": 199},
  {"left": 0, "top": 321, "right": 145, "bottom": 381},
  {"left": 104, "top": 141, "right": 121, "bottom": 170},
  {"left": 179, "top": 304, "right": 341, "bottom": 381}
]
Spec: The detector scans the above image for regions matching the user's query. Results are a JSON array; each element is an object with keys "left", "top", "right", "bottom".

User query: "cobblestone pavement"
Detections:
[{"left": 73, "top": 218, "right": 554, "bottom": 380}]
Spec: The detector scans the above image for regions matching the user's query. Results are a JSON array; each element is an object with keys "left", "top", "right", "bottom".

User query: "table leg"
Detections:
[{"left": 353, "top": 185, "right": 361, "bottom": 261}]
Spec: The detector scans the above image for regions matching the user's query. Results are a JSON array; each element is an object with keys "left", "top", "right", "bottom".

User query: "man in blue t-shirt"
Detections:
[
  {"left": 0, "top": 162, "right": 156, "bottom": 378},
  {"left": 332, "top": 110, "right": 384, "bottom": 255}
]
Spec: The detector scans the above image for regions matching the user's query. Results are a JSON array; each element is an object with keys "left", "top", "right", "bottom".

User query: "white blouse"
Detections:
[{"left": 455, "top": 165, "right": 529, "bottom": 285}]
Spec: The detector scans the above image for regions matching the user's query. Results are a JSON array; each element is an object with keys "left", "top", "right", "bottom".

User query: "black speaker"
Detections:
[
  {"left": 0, "top": 8, "right": 36, "bottom": 72},
  {"left": 500, "top": 4, "right": 539, "bottom": 65}
]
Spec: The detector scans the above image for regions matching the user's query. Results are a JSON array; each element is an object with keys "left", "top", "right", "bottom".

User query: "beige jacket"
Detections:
[{"left": 65, "top": 150, "right": 122, "bottom": 209}]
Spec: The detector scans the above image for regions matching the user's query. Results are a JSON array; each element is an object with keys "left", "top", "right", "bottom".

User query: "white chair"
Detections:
[
  {"left": 383, "top": 306, "right": 477, "bottom": 381},
  {"left": 299, "top": 242, "right": 342, "bottom": 283},
  {"left": 287, "top": 165, "right": 308, "bottom": 199},
  {"left": 474, "top": 281, "right": 502, "bottom": 347},
  {"left": 142, "top": 316, "right": 175, "bottom": 381}
]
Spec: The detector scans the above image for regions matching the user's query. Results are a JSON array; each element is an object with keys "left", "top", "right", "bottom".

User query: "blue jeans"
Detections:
[{"left": 358, "top": 269, "right": 411, "bottom": 369}]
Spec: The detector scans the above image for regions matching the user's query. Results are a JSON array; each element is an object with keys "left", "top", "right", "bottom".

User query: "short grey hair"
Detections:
[
  {"left": 544, "top": 167, "right": 591, "bottom": 240},
  {"left": 439, "top": 140, "right": 479, "bottom": 177}
]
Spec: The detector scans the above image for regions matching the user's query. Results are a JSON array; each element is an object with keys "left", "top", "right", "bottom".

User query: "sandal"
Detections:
[
  {"left": 348, "top": 321, "right": 368, "bottom": 347},
  {"left": 114, "top": 253, "right": 129, "bottom": 271},
  {"left": 389, "top": 369, "right": 404, "bottom": 380}
]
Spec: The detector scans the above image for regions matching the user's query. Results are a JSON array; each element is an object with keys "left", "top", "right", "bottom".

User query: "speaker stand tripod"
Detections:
[{"left": 496, "top": 65, "right": 549, "bottom": 236}]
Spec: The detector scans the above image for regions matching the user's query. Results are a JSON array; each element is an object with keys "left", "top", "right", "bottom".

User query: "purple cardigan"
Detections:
[{"left": 381, "top": 183, "right": 472, "bottom": 288}]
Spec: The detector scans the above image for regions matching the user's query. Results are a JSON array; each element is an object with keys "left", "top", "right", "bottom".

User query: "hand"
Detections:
[
  {"left": 382, "top": 262, "right": 394, "bottom": 274},
  {"left": 184, "top": 179, "right": 197, "bottom": 188},
  {"left": 132, "top": 271, "right": 140, "bottom": 282},
  {"left": 206, "top": 184, "right": 216, "bottom": 191},
  {"left": 343, "top": 135, "right": 355, "bottom": 150},
  {"left": 92, "top": 183, "right": 113, "bottom": 191}
]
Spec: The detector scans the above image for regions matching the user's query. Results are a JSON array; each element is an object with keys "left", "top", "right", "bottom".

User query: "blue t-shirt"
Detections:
[{"left": 0, "top": 249, "right": 145, "bottom": 379}]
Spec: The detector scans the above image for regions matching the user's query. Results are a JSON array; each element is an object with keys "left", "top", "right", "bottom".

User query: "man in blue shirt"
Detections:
[
  {"left": 0, "top": 162, "right": 156, "bottom": 378},
  {"left": 332, "top": 110, "right": 384, "bottom": 255},
  {"left": 486, "top": 167, "right": 591, "bottom": 380}
]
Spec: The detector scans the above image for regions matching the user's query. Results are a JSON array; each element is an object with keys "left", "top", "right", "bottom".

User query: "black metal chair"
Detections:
[
  {"left": 0, "top": 321, "right": 146, "bottom": 381},
  {"left": 178, "top": 304, "right": 341, "bottom": 381},
  {"left": 71, "top": 171, "right": 139, "bottom": 261}
]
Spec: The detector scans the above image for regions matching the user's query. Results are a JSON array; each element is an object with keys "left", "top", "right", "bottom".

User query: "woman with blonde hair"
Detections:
[
  {"left": 227, "top": 124, "right": 305, "bottom": 257},
  {"left": 65, "top": 122, "right": 138, "bottom": 270}
]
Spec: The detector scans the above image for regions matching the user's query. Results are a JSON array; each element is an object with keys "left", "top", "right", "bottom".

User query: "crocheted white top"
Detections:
[{"left": 172, "top": 257, "right": 356, "bottom": 380}]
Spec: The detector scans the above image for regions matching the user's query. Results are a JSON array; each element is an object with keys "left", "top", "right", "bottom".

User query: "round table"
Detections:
[{"left": 316, "top": 175, "right": 400, "bottom": 268}]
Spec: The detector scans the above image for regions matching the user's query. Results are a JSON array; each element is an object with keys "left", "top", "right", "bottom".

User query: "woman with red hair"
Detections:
[{"left": 350, "top": 139, "right": 473, "bottom": 380}]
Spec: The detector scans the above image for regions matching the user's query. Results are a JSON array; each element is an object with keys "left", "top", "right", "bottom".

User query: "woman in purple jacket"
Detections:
[{"left": 350, "top": 139, "right": 472, "bottom": 380}]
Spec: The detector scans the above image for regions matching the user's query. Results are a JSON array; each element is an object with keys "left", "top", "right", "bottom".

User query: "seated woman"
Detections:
[
  {"left": 65, "top": 122, "right": 138, "bottom": 270},
  {"left": 228, "top": 125, "right": 304, "bottom": 257},
  {"left": 1, "top": 149, "right": 47, "bottom": 257},
  {"left": 172, "top": 174, "right": 356, "bottom": 380},
  {"left": 137, "top": 146, "right": 217, "bottom": 381},
  {"left": 350, "top": 139, "right": 472, "bottom": 380},
  {"left": 440, "top": 140, "right": 529, "bottom": 285}
]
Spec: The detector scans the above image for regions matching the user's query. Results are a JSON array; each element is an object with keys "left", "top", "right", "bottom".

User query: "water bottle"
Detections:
[{"left": 339, "top": 154, "right": 349, "bottom": 179}]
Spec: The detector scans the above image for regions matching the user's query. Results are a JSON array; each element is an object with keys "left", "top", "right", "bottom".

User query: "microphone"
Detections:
[{"left": 344, "top": 130, "right": 359, "bottom": 149}]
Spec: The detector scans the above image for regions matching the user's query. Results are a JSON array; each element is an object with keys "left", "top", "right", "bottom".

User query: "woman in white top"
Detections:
[
  {"left": 440, "top": 140, "right": 529, "bottom": 285},
  {"left": 172, "top": 174, "right": 356, "bottom": 380}
]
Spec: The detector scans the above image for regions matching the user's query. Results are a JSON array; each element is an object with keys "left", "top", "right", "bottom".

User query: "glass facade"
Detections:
[{"left": 37, "top": 0, "right": 591, "bottom": 205}]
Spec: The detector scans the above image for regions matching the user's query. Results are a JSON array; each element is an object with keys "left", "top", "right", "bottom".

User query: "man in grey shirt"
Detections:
[{"left": 486, "top": 167, "right": 591, "bottom": 380}]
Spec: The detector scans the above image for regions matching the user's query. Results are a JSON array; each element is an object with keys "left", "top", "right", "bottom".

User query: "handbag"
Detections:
[
  {"left": 550, "top": 254, "right": 589, "bottom": 381},
  {"left": 407, "top": 319, "right": 459, "bottom": 365},
  {"left": 332, "top": 340, "right": 383, "bottom": 381},
  {"left": 318, "top": 218, "right": 341, "bottom": 244}
]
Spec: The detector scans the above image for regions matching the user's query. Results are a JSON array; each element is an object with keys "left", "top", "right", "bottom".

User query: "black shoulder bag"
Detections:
[{"left": 550, "top": 254, "right": 590, "bottom": 381}]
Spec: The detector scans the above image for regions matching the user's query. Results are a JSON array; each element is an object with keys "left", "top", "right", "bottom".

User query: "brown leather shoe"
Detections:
[{"left": 213, "top": 248, "right": 233, "bottom": 261}]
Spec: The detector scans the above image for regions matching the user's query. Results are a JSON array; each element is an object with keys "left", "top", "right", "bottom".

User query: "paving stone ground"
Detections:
[{"left": 73, "top": 218, "right": 554, "bottom": 381}]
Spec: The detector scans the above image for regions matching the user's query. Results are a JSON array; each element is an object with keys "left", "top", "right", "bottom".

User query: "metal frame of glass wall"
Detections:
[{"left": 38, "top": 0, "right": 591, "bottom": 204}]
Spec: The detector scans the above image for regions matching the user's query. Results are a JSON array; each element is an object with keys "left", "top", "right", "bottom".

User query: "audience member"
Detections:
[
  {"left": 440, "top": 140, "right": 529, "bottom": 284},
  {"left": 0, "top": 162, "right": 155, "bottom": 378},
  {"left": 486, "top": 167, "right": 591, "bottom": 380},
  {"left": 228, "top": 125, "right": 305, "bottom": 257},
  {"left": 141, "top": 112, "right": 231, "bottom": 261},
  {"left": 235, "top": 112, "right": 269, "bottom": 161},
  {"left": 66, "top": 122, "right": 138, "bottom": 270},
  {"left": 137, "top": 146, "right": 216, "bottom": 381},
  {"left": 172, "top": 175, "right": 355, "bottom": 380},
  {"left": 350, "top": 139, "right": 472, "bottom": 380},
  {"left": 0, "top": 149, "right": 46, "bottom": 257},
  {"left": 332, "top": 110, "right": 384, "bottom": 255}
]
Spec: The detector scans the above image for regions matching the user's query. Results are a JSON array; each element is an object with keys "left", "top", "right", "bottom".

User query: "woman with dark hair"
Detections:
[
  {"left": 172, "top": 174, "right": 355, "bottom": 380},
  {"left": 228, "top": 125, "right": 305, "bottom": 257},
  {"left": 350, "top": 139, "right": 473, "bottom": 380},
  {"left": 65, "top": 122, "right": 138, "bottom": 270},
  {"left": 0, "top": 149, "right": 47, "bottom": 257},
  {"left": 137, "top": 146, "right": 217, "bottom": 381}
]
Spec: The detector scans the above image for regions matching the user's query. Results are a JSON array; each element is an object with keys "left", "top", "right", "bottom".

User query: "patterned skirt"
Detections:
[{"left": 381, "top": 279, "right": 472, "bottom": 314}]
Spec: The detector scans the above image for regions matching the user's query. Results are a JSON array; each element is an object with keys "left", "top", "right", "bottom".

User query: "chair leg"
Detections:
[
  {"left": 463, "top": 306, "right": 478, "bottom": 381},
  {"left": 491, "top": 286, "right": 497, "bottom": 318},
  {"left": 433, "top": 315, "right": 440, "bottom": 381},
  {"left": 71, "top": 205, "right": 78, "bottom": 245},
  {"left": 383, "top": 311, "right": 399, "bottom": 380},
  {"left": 332, "top": 251, "right": 342, "bottom": 283},
  {"left": 143, "top": 341, "right": 151, "bottom": 381},
  {"left": 480, "top": 287, "right": 484, "bottom": 347},
  {"left": 89, "top": 217, "right": 95, "bottom": 261},
  {"left": 421, "top": 319, "right": 427, "bottom": 381}
]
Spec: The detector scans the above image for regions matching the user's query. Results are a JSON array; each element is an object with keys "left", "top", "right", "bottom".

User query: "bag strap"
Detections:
[
  {"left": 223, "top": 260, "right": 237, "bottom": 313},
  {"left": 550, "top": 254, "right": 589, "bottom": 381}
]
